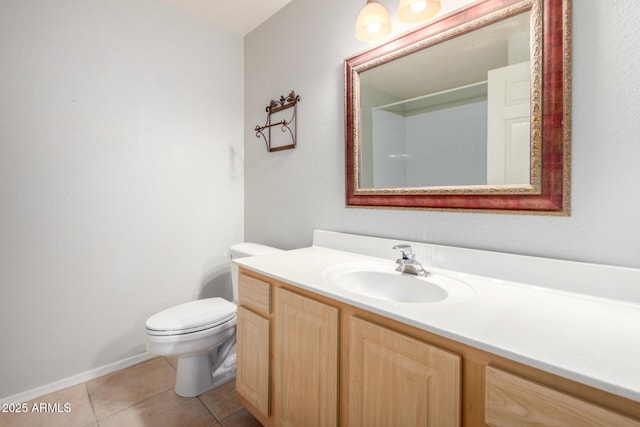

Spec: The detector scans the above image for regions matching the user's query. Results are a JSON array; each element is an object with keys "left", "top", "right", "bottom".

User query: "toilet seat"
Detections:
[{"left": 145, "top": 297, "right": 236, "bottom": 336}]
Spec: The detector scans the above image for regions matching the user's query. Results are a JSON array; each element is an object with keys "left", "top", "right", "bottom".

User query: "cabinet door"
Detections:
[
  {"left": 274, "top": 288, "right": 338, "bottom": 427},
  {"left": 349, "top": 317, "right": 461, "bottom": 427},
  {"left": 486, "top": 366, "right": 640, "bottom": 427},
  {"left": 236, "top": 305, "right": 270, "bottom": 418}
]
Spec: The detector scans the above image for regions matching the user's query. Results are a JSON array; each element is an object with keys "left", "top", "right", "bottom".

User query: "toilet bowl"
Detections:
[{"left": 145, "top": 243, "right": 282, "bottom": 397}]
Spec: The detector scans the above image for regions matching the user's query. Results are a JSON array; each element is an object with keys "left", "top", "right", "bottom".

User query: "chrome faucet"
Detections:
[{"left": 392, "top": 244, "right": 430, "bottom": 277}]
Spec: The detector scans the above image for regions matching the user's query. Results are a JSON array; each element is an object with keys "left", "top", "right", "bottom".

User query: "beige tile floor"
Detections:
[{"left": 0, "top": 357, "right": 262, "bottom": 427}]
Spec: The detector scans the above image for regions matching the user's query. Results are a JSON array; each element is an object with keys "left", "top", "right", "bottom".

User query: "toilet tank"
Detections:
[{"left": 228, "top": 243, "right": 282, "bottom": 303}]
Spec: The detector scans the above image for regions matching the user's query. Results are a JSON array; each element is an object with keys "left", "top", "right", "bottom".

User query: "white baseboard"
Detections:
[{"left": 0, "top": 352, "right": 156, "bottom": 406}]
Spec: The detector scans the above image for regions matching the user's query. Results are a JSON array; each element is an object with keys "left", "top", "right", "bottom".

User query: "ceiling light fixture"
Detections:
[{"left": 355, "top": 0, "right": 392, "bottom": 42}]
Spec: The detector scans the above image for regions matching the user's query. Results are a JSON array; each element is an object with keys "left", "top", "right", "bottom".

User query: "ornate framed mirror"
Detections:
[{"left": 345, "top": 0, "right": 571, "bottom": 214}]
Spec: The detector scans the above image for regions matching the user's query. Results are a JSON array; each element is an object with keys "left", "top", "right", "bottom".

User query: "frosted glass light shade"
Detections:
[
  {"left": 398, "top": 0, "right": 441, "bottom": 23},
  {"left": 356, "top": 0, "right": 392, "bottom": 42}
]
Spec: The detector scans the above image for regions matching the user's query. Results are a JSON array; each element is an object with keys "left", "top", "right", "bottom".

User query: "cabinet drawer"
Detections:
[
  {"left": 238, "top": 273, "right": 271, "bottom": 314},
  {"left": 485, "top": 366, "right": 640, "bottom": 427}
]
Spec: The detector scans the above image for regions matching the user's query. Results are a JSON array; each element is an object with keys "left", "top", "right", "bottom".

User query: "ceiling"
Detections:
[
  {"left": 360, "top": 11, "right": 531, "bottom": 100},
  {"left": 160, "top": 0, "right": 294, "bottom": 35}
]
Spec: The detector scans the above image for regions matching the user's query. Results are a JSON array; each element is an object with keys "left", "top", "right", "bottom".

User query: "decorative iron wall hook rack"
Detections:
[{"left": 255, "top": 91, "right": 300, "bottom": 152}]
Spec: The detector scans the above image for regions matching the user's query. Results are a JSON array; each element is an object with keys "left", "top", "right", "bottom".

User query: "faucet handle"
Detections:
[{"left": 392, "top": 244, "right": 415, "bottom": 260}]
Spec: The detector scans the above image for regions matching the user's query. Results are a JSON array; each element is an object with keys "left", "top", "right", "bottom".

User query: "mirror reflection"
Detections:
[{"left": 359, "top": 11, "right": 531, "bottom": 189}]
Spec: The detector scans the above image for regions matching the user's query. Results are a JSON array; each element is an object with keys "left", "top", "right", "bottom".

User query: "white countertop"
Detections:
[{"left": 235, "top": 244, "right": 640, "bottom": 403}]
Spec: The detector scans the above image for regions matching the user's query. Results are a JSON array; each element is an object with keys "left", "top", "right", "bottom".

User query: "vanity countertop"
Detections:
[{"left": 234, "top": 243, "right": 640, "bottom": 403}]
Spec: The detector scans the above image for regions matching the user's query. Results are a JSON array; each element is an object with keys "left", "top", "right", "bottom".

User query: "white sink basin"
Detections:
[{"left": 322, "top": 262, "right": 474, "bottom": 304}]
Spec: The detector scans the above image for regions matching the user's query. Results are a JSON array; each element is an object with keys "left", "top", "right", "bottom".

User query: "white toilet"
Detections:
[{"left": 145, "top": 243, "right": 282, "bottom": 397}]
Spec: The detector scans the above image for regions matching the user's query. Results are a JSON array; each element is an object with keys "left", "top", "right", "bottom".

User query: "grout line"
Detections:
[
  {"left": 83, "top": 382, "right": 99, "bottom": 425},
  {"left": 91, "top": 360, "right": 176, "bottom": 422},
  {"left": 197, "top": 395, "right": 221, "bottom": 423},
  {"left": 82, "top": 419, "right": 99, "bottom": 427},
  {"left": 163, "top": 355, "right": 178, "bottom": 371},
  {"left": 93, "top": 387, "right": 174, "bottom": 422},
  {"left": 219, "top": 406, "right": 244, "bottom": 422},
  {"left": 80, "top": 355, "right": 237, "bottom": 426}
]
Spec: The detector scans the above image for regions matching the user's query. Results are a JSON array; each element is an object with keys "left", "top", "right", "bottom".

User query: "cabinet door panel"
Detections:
[
  {"left": 236, "top": 306, "right": 270, "bottom": 418},
  {"left": 274, "top": 288, "right": 338, "bottom": 427},
  {"left": 349, "top": 317, "right": 461, "bottom": 427},
  {"left": 486, "top": 366, "right": 640, "bottom": 427}
]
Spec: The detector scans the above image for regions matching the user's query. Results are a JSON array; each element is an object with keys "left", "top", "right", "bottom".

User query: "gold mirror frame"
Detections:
[{"left": 345, "top": 0, "right": 571, "bottom": 214}]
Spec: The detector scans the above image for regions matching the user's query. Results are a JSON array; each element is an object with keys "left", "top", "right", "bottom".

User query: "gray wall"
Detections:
[
  {"left": 405, "top": 101, "right": 487, "bottom": 186},
  {"left": 244, "top": 0, "right": 640, "bottom": 269},
  {"left": 371, "top": 100, "right": 487, "bottom": 187},
  {"left": 372, "top": 109, "right": 407, "bottom": 187},
  {"left": 0, "top": 0, "right": 244, "bottom": 399}
]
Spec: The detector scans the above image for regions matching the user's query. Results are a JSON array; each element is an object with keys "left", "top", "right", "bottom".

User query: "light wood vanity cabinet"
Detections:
[
  {"left": 236, "top": 306, "right": 270, "bottom": 418},
  {"left": 274, "top": 287, "right": 338, "bottom": 427},
  {"left": 236, "top": 268, "right": 640, "bottom": 427},
  {"left": 236, "top": 274, "right": 272, "bottom": 421},
  {"left": 237, "top": 271, "right": 339, "bottom": 427},
  {"left": 485, "top": 366, "right": 640, "bottom": 427},
  {"left": 348, "top": 317, "right": 460, "bottom": 426}
]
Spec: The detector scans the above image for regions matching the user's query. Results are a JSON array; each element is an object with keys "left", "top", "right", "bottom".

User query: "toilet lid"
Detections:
[{"left": 145, "top": 297, "right": 236, "bottom": 335}]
